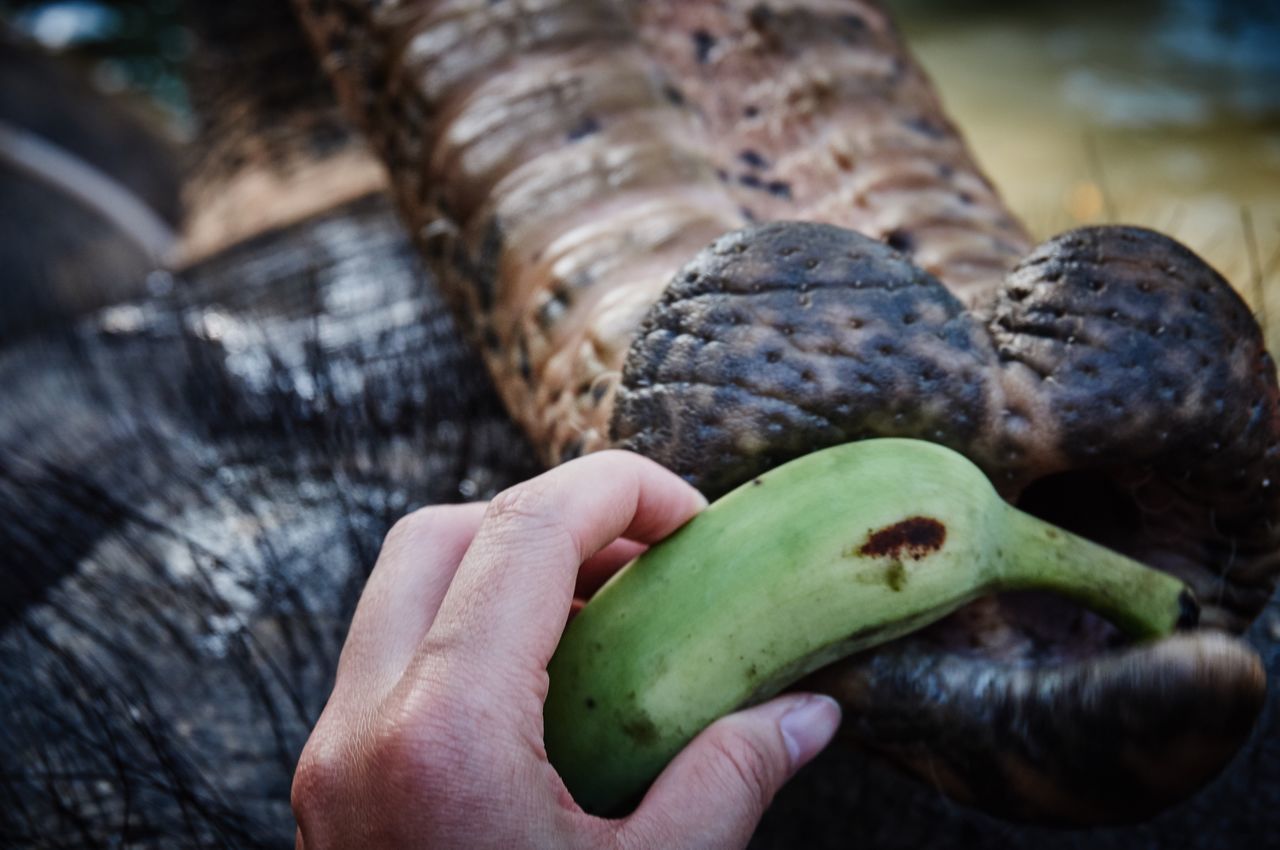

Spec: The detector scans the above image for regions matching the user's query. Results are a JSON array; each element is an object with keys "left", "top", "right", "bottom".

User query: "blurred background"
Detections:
[
  {"left": 896, "top": 0, "right": 1280, "bottom": 344},
  {"left": 3, "top": 0, "right": 1277, "bottom": 340}
]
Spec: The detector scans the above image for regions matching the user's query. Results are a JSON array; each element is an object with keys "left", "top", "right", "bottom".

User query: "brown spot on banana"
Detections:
[{"left": 859, "top": 516, "right": 946, "bottom": 560}]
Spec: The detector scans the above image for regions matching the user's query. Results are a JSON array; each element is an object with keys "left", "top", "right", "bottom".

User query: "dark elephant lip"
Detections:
[
  {"left": 609, "top": 219, "right": 1280, "bottom": 822},
  {"left": 803, "top": 628, "right": 1268, "bottom": 826}
]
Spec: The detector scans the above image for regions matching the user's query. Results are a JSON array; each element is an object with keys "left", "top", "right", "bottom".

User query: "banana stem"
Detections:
[
  {"left": 995, "top": 506, "right": 1199, "bottom": 639},
  {"left": 542, "top": 441, "right": 1200, "bottom": 815}
]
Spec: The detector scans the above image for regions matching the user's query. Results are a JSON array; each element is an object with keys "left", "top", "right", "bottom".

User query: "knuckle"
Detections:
[
  {"left": 705, "top": 726, "right": 779, "bottom": 811},
  {"left": 483, "top": 483, "right": 572, "bottom": 550},
  {"left": 593, "top": 448, "right": 650, "bottom": 471},
  {"left": 616, "top": 812, "right": 677, "bottom": 850},
  {"left": 366, "top": 727, "right": 428, "bottom": 790},
  {"left": 378, "top": 503, "right": 482, "bottom": 575},
  {"left": 368, "top": 687, "right": 469, "bottom": 794},
  {"left": 381, "top": 503, "right": 458, "bottom": 553},
  {"left": 291, "top": 732, "right": 349, "bottom": 824},
  {"left": 381, "top": 507, "right": 436, "bottom": 555},
  {"left": 485, "top": 483, "right": 549, "bottom": 527},
  {"left": 292, "top": 685, "right": 485, "bottom": 837}
]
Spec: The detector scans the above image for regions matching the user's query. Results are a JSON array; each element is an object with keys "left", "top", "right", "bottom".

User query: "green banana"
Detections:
[{"left": 543, "top": 438, "right": 1197, "bottom": 814}]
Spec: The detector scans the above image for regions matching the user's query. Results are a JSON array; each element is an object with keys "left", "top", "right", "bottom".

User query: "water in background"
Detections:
[{"left": 892, "top": 0, "right": 1280, "bottom": 349}]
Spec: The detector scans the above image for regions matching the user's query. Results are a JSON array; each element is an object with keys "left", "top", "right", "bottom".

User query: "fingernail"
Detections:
[{"left": 778, "top": 695, "right": 841, "bottom": 770}]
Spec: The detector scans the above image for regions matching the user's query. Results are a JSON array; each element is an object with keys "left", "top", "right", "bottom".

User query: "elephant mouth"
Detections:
[
  {"left": 609, "top": 220, "right": 1279, "bottom": 823},
  {"left": 289, "top": 0, "right": 1280, "bottom": 825}
]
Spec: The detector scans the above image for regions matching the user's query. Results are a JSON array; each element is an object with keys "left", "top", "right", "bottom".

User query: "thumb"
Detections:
[{"left": 622, "top": 694, "right": 841, "bottom": 850}]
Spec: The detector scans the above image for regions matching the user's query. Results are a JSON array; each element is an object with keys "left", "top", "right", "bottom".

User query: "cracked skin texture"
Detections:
[
  {"left": 805, "top": 632, "right": 1267, "bottom": 823},
  {"left": 613, "top": 221, "right": 1280, "bottom": 630},
  {"left": 612, "top": 220, "right": 1280, "bottom": 821}
]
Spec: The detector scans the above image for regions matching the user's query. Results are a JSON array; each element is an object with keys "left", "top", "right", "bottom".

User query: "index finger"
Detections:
[{"left": 426, "top": 450, "right": 706, "bottom": 672}]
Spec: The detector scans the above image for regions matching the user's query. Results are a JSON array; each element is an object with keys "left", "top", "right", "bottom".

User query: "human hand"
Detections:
[{"left": 291, "top": 450, "right": 841, "bottom": 849}]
